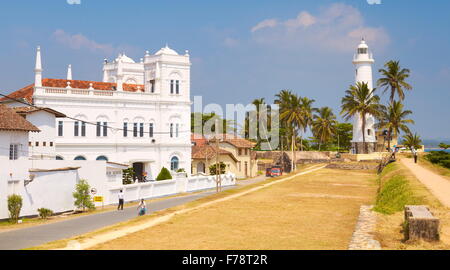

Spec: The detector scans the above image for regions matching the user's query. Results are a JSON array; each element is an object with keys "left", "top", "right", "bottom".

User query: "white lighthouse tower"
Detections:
[{"left": 351, "top": 39, "right": 377, "bottom": 154}]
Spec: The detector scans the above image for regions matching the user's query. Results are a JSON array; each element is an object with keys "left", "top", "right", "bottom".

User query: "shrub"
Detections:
[
  {"left": 37, "top": 208, "right": 53, "bottom": 219},
  {"left": 424, "top": 151, "right": 450, "bottom": 169},
  {"left": 209, "top": 162, "right": 226, "bottom": 175},
  {"left": 7, "top": 194, "right": 23, "bottom": 223},
  {"left": 73, "top": 179, "right": 95, "bottom": 211},
  {"left": 122, "top": 168, "right": 135, "bottom": 185},
  {"left": 156, "top": 167, "right": 173, "bottom": 181},
  {"left": 176, "top": 168, "right": 186, "bottom": 173}
]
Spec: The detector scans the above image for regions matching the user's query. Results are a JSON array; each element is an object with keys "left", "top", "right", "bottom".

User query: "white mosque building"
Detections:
[
  {"left": 351, "top": 39, "right": 377, "bottom": 154},
  {"left": 1, "top": 45, "right": 192, "bottom": 180}
]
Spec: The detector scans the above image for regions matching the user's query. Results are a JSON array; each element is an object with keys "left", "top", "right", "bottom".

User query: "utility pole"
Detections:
[{"left": 215, "top": 119, "right": 220, "bottom": 193}]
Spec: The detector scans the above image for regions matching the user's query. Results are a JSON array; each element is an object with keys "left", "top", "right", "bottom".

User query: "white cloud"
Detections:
[
  {"left": 367, "top": 0, "right": 382, "bottom": 5},
  {"left": 284, "top": 11, "right": 316, "bottom": 29},
  {"left": 251, "top": 3, "right": 390, "bottom": 52},
  {"left": 251, "top": 19, "right": 278, "bottom": 33},
  {"left": 52, "top": 29, "right": 115, "bottom": 54},
  {"left": 67, "top": 0, "right": 81, "bottom": 4}
]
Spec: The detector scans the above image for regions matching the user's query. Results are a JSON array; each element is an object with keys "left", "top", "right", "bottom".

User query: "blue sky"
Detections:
[{"left": 0, "top": 0, "right": 449, "bottom": 139}]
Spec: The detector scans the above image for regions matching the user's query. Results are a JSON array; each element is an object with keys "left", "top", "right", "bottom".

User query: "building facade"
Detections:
[
  {"left": 1, "top": 45, "right": 192, "bottom": 180},
  {"left": 351, "top": 39, "right": 377, "bottom": 154}
]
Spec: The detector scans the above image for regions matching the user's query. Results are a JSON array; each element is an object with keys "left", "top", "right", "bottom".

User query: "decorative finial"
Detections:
[
  {"left": 66, "top": 81, "right": 71, "bottom": 89},
  {"left": 185, "top": 50, "right": 189, "bottom": 55},
  {"left": 89, "top": 83, "right": 94, "bottom": 90}
]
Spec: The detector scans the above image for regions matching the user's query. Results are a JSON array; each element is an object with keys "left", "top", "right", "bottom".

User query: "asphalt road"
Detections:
[
  {"left": 0, "top": 188, "right": 233, "bottom": 250},
  {"left": 0, "top": 176, "right": 266, "bottom": 250}
]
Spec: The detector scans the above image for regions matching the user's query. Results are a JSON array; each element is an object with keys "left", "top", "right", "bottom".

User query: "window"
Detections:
[
  {"left": 171, "top": 156, "right": 179, "bottom": 171},
  {"left": 133, "top": 123, "right": 138, "bottom": 137},
  {"left": 96, "top": 156, "right": 108, "bottom": 161},
  {"left": 103, "top": 122, "right": 108, "bottom": 137},
  {"left": 176, "top": 80, "right": 180, "bottom": 94},
  {"left": 149, "top": 123, "right": 154, "bottom": 138},
  {"left": 36, "top": 142, "right": 39, "bottom": 147},
  {"left": 50, "top": 142, "right": 54, "bottom": 147},
  {"left": 9, "top": 144, "right": 19, "bottom": 160},
  {"left": 74, "top": 156, "right": 86, "bottom": 160},
  {"left": 140, "top": 123, "right": 144, "bottom": 137},
  {"left": 170, "top": 123, "right": 174, "bottom": 138},
  {"left": 170, "top": 80, "right": 174, "bottom": 94},
  {"left": 123, "top": 122, "right": 128, "bottom": 137},
  {"left": 368, "top": 129, "right": 372, "bottom": 136},
  {"left": 29, "top": 142, "right": 32, "bottom": 147},
  {"left": 58, "top": 121, "right": 63, "bottom": 136},
  {"left": 176, "top": 124, "right": 179, "bottom": 138},
  {"left": 150, "top": 80, "right": 155, "bottom": 93},
  {"left": 81, "top": 122, "right": 86, "bottom": 137},
  {"left": 56, "top": 156, "right": 64, "bottom": 160},
  {"left": 357, "top": 48, "right": 367, "bottom": 54},
  {"left": 43, "top": 142, "right": 47, "bottom": 147},
  {"left": 74, "top": 121, "right": 79, "bottom": 137},
  {"left": 96, "top": 122, "right": 101, "bottom": 137},
  {"left": 238, "top": 149, "right": 242, "bottom": 156}
]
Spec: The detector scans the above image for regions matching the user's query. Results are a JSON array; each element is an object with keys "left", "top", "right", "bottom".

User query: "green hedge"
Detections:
[{"left": 425, "top": 151, "right": 450, "bottom": 169}]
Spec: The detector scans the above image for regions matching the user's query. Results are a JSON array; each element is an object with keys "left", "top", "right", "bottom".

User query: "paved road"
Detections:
[
  {"left": 0, "top": 176, "right": 267, "bottom": 250},
  {"left": 401, "top": 158, "right": 450, "bottom": 207}
]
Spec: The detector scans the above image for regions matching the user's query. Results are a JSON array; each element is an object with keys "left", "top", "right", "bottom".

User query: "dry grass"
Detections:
[
  {"left": 90, "top": 168, "right": 377, "bottom": 250},
  {"left": 374, "top": 158, "right": 450, "bottom": 250}
]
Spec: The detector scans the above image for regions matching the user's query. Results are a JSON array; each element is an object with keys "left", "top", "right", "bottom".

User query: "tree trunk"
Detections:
[
  {"left": 387, "top": 128, "right": 392, "bottom": 152},
  {"left": 361, "top": 113, "right": 367, "bottom": 154},
  {"left": 292, "top": 130, "right": 296, "bottom": 172}
]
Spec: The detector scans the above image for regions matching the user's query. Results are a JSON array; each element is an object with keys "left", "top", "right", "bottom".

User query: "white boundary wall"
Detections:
[
  {"left": 108, "top": 173, "right": 236, "bottom": 205},
  {"left": 0, "top": 158, "right": 236, "bottom": 219}
]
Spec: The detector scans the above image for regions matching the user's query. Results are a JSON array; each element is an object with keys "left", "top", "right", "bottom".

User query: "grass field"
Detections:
[
  {"left": 90, "top": 167, "right": 377, "bottom": 250},
  {"left": 374, "top": 159, "right": 450, "bottom": 250}
]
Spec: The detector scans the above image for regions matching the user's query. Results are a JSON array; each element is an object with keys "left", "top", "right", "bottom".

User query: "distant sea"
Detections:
[{"left": 425, "top": 149, "right": 450, "bottom": 153}]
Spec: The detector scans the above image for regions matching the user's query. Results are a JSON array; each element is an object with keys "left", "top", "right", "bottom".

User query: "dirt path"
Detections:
[{"left": 401, "top": 158, "right": 450, "bottom": 207}]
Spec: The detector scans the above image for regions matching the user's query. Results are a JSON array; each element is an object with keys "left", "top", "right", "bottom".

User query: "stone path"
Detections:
[
  {"left": 348, "top": 205, "right": 381, "bottom": 250},
  {"left": 401, "top": 158, "right": 450, "bottom": 207}
]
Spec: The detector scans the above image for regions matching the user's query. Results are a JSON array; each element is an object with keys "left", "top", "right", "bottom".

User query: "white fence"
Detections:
[{"left": 107, "top": 173, "right": 236, "bottom": 205}]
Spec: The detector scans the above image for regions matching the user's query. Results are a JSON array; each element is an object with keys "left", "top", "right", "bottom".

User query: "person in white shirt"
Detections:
[
  {"left": 138, "top": 199, "right": 147, "bottom": 216},
  {"left": 118, "top": 190, "right": 124, "bottom": 211}
]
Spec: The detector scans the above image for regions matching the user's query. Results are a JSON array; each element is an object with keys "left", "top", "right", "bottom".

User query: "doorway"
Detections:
[{"left": 133, "top": 162, "right": 144, "bottom": 182}]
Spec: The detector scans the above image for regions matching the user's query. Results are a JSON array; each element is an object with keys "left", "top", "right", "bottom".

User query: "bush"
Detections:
[
  {"left": 209, "top": 162, "right": 226, "bottom": 175},
  {"left": 176, "top": 168, "right": 186, "bottom": 173},
  {"left": 73, "top": 179, "right": 95, "bottom": 211},
  {"left": 122, "top": 168, "right": 135, "bottom": 185},
  {"left": 424, "top": 151, "right": 450, "bottom": 169},
  {"left": 7, "top": 194, "right": 23, "bottom": 223},
  {"left": 156, "top": 167, "right": 173, "bottom": 181},
  {"left": 37, "top": 208, "right": 53, "bottom": 219}
]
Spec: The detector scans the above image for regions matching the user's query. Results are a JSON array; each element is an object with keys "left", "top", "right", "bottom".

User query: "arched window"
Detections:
[
  {"left": 96, "top": 156, "right": 108, "bottom": 161},
  {"left": 74, "top": 156, "right": 87, "bottom": 160},
  {"left": 56, "top": 156, "right": 64, "bottom": 160},
  {"left": 170, "top": 156, "right": 179, "bottom": 171}
]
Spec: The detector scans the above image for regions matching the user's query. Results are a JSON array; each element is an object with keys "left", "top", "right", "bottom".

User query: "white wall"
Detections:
[
  {"left": 27, "top": 110, "right": 57, "bottom": 159},
  {"left": 0, "top": 131, "right": 29, "bottom": 160}
]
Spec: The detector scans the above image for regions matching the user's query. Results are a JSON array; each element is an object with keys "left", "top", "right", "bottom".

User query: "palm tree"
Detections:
[
  {"left": 341, "top": 82, "right": 382, "bottom": 154},
  {"left": 377, "top": 60, "right": 412, "bottom": 104},
  {"left": 312, "top": 107, "right": 338, "bottom": 151},
  {"left": 402, "top": 132, "right": 422, "bottom": 151},
  {"left": 279, "top": 93, "right": 303, "bottom": 171},
  {"left": 299, "top": 97, "right": 316, "bottom": 151},
  {"left": 251, "top": 98, "right": 266, "bottom": 149},
  {"left": 375, "top": 100, "right": 415, "bottom": 151}
]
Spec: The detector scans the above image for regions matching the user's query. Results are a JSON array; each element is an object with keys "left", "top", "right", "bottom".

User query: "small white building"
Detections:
[
  {"left": 12, "top": 107, "right": 66, "bottom": 160},
  {"left": 1, "top": 45, "right": 193, "bottom": 180}
]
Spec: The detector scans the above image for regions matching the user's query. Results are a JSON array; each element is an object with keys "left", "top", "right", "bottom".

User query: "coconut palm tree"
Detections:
[
  {"left": 252, "top": 98, "right": 266, "bottom": 149},
  {"left": 299, "top": 97, "right": 316, "bottom": 151},
  {"left": 376, "top": 100, "right": 415, "bottom": 151},
  {"left": 402, "top": 132, "right": 422, "bottom": 151},
  {"left": 341, "top": 82, "right": 382, "bottom": 153},
  {"left": 312, "top": 107, "right": 338, "bottom": 151},
  {"left": 377, "top": 60, "right": 412, "bottom": 104},
  {"left": 274, "top": 89, "right": 293, "bottom": 152},
  {"left": 279, "top": 93, "right": 303, "bottom": 171}
]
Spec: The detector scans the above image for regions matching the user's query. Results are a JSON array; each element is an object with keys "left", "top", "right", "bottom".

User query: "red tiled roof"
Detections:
[
  {"left": 12, "top": 106, "right": 66, "bottom": 118},
  {"left": 209, "top": 134, "right": 256, "bottom": 149},
  {"left": 0, "top": 104, "right": 40, "bottom": 132},
  {"left": 192, "top": 145, "right": 238, "bottom": 162},
  {"left": 0, "top": 78, "right": 145, "bottom": 105},
  {"left": 191, "top": 133, "right": 208, "bottom": 146}
]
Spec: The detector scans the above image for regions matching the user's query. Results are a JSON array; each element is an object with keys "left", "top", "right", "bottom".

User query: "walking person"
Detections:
[
  {"left": 138, "top": 199, "right": 147, "bottom": 216},
  {"left": 118, "top": 190, "right": 124, "bottom": 211},
  {"left": 412, "top": 148, "right": 418, "bottom": 163}
]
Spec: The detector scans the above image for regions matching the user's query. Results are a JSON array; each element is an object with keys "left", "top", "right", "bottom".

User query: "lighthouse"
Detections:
[{"left": 351, "top": 39, "right": 377, "bottom": 154}]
